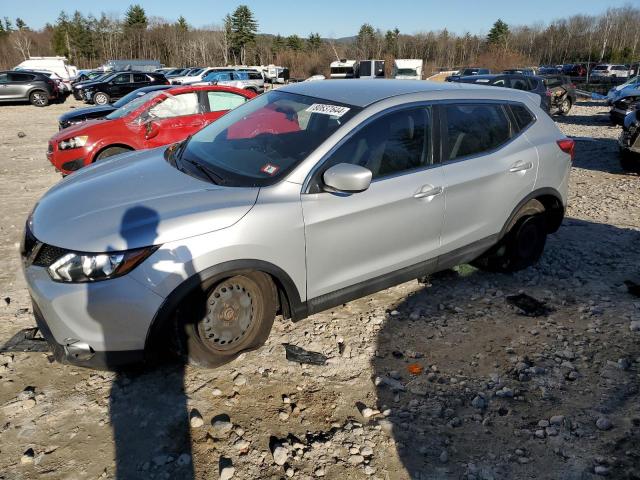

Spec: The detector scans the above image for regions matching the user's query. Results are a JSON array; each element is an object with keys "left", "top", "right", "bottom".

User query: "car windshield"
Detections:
[
  {"left": 112, "top": 87, "right": 169, "bottom": 108},
  {"left": 188, "top": 68, "right": 204, "bottom": 76},
  {"left": 105, "top": 90, "right": 164, "bottom": 120},
  {"left": 620, "top": 76, "right": 639, "bottom": 88},
  {"left": 396, "top": 68, "right": 418, "bottom": 75},
  {"left": 177, "top": 90, "right": 361, "bottom": 187},
  {"left": 593, "top": 65, "right": 608, "bottom": 70}
]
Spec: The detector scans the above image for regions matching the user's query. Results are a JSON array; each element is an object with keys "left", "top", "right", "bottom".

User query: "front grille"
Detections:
[{"left": 33, "top": 244, "right": 68, "bottom": 267}]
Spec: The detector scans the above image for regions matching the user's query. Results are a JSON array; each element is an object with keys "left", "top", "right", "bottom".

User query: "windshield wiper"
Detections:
[{"left": 182, "top": 157, "right": 226, "bottom": 185}]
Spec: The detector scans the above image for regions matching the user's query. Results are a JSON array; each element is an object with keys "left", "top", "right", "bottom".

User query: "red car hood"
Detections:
[{"left": 50, "top": 117, "right": 122, "bottom": 142}]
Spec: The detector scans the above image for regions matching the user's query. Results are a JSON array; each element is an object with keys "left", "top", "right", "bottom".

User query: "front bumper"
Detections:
[
  {"left": 24, "top": 265, "right": 164, "bottom": 370},
  {"left": 47, "top": 140, "right": 91, "bottom": 174}
]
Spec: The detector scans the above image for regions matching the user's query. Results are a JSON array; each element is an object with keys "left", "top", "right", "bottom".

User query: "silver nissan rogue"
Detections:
[{"left": 22, "top": 80, "right": 573, "bottom": 369}]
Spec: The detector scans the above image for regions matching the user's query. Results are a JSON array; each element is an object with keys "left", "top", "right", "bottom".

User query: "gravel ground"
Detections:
[{"left": 0, "top": 99, "right": 639, "bottom": 480}]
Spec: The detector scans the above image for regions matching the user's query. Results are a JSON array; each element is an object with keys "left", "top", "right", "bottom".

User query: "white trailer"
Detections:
[
  {"left": 392, "top": 59, "right": 423, "bottom": 80},
  {"left": 330, "top": 60, "right": 357, "bottom": 79}
]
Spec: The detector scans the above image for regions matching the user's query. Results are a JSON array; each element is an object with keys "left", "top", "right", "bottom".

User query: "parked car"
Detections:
[
  {"left": 449, "top": 74, "right": 551, "bottom": 112},
  {"left": 47, "top": 85, "right": 254, "bottom": 174},
  {"left": 0, "top": 70, "right": 59, "bottom": 106},
  {"left": 541, "top": 75, "right": 576, "bottom": 115},
  {"left": 606, "top": 75, "right": 640, "bottom": 104},
  {"left": 72, "top": 71, "right": 104, "bottom": 84},
  {"left": 25, "top": 80, "right": 572, "bottom": 369},
  {"left": 591, "top": 64, "right": 630, "bottom": 80},
  {"left": 618, "top": 105, "right": 640, "bottom": 172},
  {"left": 171, "top": 68, "right": 219, "bottom": 85},
  {"left": 503, "top": 68, "right": 536, "bottom": 76},
  {"left": 82, "top": 71, "right": 169, "bottom": 105},
  {"left": 58, "top": 85, "right": 174, "bottom": 130},
  {"left": 164, "top": 68, "right": 191, "bottom": 78},
  {"left": 538, "top": 66, "right": 561, "bottom": 75},
  {"left": 610, "top": 95, "right": 640, "bottom": 126},
  {"left": 560, "top": 64, "right": 587, "bottom": 77},
  {"left": 194, "top": 70, "right": 264, "bottom": 93},
  {"left": 26, "top": 70, "right": 71, "bottom": 99},
  {"left": 235, "top": 68, "right": 266, "bottom": 93},
  {"left": 446, "top": 67, "right": 491, "bottom": 82},
  {"left": 71, "top": 72, "right": 112, "bottom": 100}
]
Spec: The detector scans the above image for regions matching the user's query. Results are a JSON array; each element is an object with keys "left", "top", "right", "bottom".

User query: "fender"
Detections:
[
  {"left": 499, "top": 187, "right": 564, "bottom": 239},
  {"left": 89, "top": 141, "right": 136, "bottom": 163},
  {"left": 144, "top": 259, "right": 305, "bottom": 355}
]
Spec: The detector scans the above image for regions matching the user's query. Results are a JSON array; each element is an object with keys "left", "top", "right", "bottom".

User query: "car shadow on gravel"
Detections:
[
  {"left": 87, "top": 206, "right": 202, "bottom": 479},
  {"left": 571, "top": 137, "right": 624, "bottom": 173},
  {"left": 372, "top": 218, "right": 640, "bottom": 479}
]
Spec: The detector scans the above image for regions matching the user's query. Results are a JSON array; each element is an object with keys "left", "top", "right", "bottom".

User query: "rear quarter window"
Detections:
[{"left": 510, "top": 104, "right": 535, "bottom": 131}]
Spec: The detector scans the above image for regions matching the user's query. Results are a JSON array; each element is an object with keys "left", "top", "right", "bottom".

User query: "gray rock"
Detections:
[
  {"left": 596, "top": 417, "right": 612, "bottom": 431},
  {"left": 211, "top": 419, "right": 233, "bottom": 437},
  {"left": 348, "top": 454, "right": 365, "bottom": 465},
  {"left": 189, "top": 409, "right": 204, "bottom": 428},
  {"left": 220, "top": 466, "right": 235, "bottom": 480},
  {"left": 272, "top": 445, "right": 289, "bottom": 466},
  {"left": 439, "top": 449, "right": 449, "bottom": 463},
  {"left": 472, "top": 395, "right": 487, "bottom": 410},
  {"left": 629, "top": 320, "right": 640, "bottom": 332},
  {"left": 550, "top": 415, "right": 565, "bottom": 425},
  {"left": 594, "top": 465, "right": 610, "bottom": 476}
]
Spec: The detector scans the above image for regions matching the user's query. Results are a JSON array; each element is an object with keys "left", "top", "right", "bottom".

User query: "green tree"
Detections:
[
  {"left": 487, "top": 19, "right": 509, "bottom": 46},
  {"left": 125, "top": 4, "right": 147, "bottom": 27},
  {"left": 307, "top": 32, "right": 322, "bottom": 51},
  {"left": 356, "top": 23, "right": 376, "bottom": 58},
  {"left": 286, "top": 34, "right": 303, "bottom": 51},
  {"left": 230, "top": 5, "right": 258, "bottom": 64},
  {"left": 4, "top": 17, "right": 13, "bottom": 32},
  {"left": 176, "top": 15, "right": 188, "bottom": 31},
  {"left": 271, "top": 34, "right": 285, "bottom": 56},
  {"left": 384, "top": 27, "right": 399, "bottom": 55},
  {"left": 15, "top": 18, "right": 27, "bottom": 30}
]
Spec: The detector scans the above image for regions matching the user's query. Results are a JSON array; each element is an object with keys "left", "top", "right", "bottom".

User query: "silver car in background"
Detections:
[{"left": 22, "top": 80, "right": 573, "bottom": 369}]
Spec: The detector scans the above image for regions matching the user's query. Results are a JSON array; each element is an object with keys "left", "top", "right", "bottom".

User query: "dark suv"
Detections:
[
  {"left": 541, "top": 75, "right": 577, "bottom": 115},
  {"left": 81, "top": 71, "right": 168, "bottom": 105},
  {"left": 0, "top": 70, "right": 59, "bottom": 107},
  {"left": 450, "top": 74, "right": 551, "bottom": 113}
]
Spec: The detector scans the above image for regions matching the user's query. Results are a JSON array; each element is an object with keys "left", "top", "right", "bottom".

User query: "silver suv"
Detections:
[
  {"left": 0, "top": 70, "right": 58, "bottom": 106},
  {"left": 22, "top": 80, "right": 573, "bottom": 369}
]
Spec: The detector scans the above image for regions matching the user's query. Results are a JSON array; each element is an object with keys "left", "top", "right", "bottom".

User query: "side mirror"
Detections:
[
  {"left": 323, "top": 163, "right": 372, "bottom": 193},
  {"left": 144, "top": 121, "right": 160, "bottom": 140}
]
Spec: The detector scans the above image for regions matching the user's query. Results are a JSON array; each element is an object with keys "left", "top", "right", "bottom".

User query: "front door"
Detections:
[
  {"left": 142, "top": 91, "right": 207, "bottom": 148},
  {"left": 302, "top": 106, "right": 445, "bottom": 300}
]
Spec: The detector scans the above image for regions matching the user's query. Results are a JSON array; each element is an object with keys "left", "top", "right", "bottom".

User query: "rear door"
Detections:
[
  {"left": 5, "top": 72, "right": 35, "bottom": 99},
  {"left": 109, "top": 73, "right": 132, "bottom": 98},
  {"left": 203, "top": 90, "right": 249, "bottom": 124},
  {"left": 302, "top": 106, "right": 445, "bottom": 299},
  {"left": 142, "top": 91, "right": 207, "bottom": 147},
  {"left": 437, "top": 102, "right": 538, "bottom": 259}
]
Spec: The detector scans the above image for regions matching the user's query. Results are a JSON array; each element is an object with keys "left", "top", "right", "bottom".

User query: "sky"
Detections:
[{"left": 2, "top": 0, "right": 633, "bottom": 38}]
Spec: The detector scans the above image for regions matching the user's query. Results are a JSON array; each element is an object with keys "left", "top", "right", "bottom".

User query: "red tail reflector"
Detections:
[{"left": 557, "top": 138, "right": 575, "bottom": 161}]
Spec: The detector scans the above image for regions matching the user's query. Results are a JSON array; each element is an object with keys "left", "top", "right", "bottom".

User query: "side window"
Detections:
[
  {"left": 248, "top": 71, "right": 262, "bottom": 80},
  {"left": 527, "top": 78, "right": 539, "bottom": 89},
  {"left": 114, "top": 74, "right": 130, "bottom": 84},
  {"left": 0, "top": 73, "right": 7, "bottom": 83},
  {"left": 207, "top": 91, "right": 247, "bottom": 112},
  {"left": 149, "top": 92, "right": 200, "bottom": 118},
  {"left": 444, "top": 103, "right": 511, "bottom": 161},
  {"left": 133, "top": 73, "right": 147, "bottom": 83},
  {"left": 510, "top": 104, "right": 535, "bottom": 130},
  {"left": 511, "top": 78, "right": 529, "bottom": 90},
  {"left": 321, "top": 107, "right": 432, "bottom": 182},
  {"left": 8, "top": 73, "right": 33, "bottom": 82}
]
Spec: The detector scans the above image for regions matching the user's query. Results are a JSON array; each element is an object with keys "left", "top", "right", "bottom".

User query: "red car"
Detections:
[{"left": 47, "top": 85, "right": 256, "bottom": 174}]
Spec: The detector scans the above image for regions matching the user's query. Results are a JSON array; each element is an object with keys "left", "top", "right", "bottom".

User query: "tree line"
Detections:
[{"left": 0, "top": 4, "right": 638, "bottom": 78}]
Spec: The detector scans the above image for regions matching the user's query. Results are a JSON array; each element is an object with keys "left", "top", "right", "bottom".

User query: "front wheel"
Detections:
[
  {"left": 29, "top": 90, "right": 49, "bottom": 107},
  {"left": 178, "top": 272, "right": 277, "bottom": 368},
  {"left": 95, "top": 146, "right": 132, "bottom": 161},
  {"left": 93, "top": 91, "right": 110, "bottom": 105},
  {"left": 473, "top": 212, "right": 548, "bottom": 273},
  {"left": 558, "top": 97, "right": 572, "bottom": 116}
]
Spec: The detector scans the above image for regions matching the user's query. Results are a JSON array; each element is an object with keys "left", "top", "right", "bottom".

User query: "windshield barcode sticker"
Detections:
[{"left": 306, "top": 103, "right": 351, "bottom": 117}]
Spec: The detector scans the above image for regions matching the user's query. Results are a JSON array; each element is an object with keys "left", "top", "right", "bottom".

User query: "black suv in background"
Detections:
[
  {"left": 0, "top": 70, "right": 59, "bottom": 107},
  {"left": 80, "top": 71, "right": 168, "bottom": 105},
  {"left": 449, "top": 74, "right": 551, "bottom": 113}
]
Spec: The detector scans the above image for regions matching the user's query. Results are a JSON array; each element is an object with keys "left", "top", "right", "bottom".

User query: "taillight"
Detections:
[{"left": 557, "top": 138, "right": 575, "bottom": 161}]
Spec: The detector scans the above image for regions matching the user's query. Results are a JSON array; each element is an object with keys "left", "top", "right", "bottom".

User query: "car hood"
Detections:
[
  {"left": 50, "top": 118, "right": 120, "bottom": 141},
  {"left": 73, "top": 79, "right": 104, "bottom": 89},
  {"left": 31, "top": 148, "right": 259, "bottom": 252},
  {"left": 59, "top": 105, "right": 116, "bottom": 122}
]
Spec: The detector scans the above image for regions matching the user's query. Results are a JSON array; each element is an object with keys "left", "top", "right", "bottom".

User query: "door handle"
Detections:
[
  {"left": 509, "top": 161, "right": 533, "bottom": 173},
  {"left": 414, "top": 186, "right": 443, "bottom": 198}
]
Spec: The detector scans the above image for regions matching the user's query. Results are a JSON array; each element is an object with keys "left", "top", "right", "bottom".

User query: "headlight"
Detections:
[
  {"left": 58, "top": 136, "right": 88, "bottom": 150},
  {"left": 48, "top": 246, "right": 158, "bottom": 282}
]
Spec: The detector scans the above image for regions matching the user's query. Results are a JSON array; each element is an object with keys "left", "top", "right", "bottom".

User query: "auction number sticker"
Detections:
[
  {"left": 260, "top": 163, "right": 280, "bottom": 175},
  {"left": 306, "top": 103, "right": 351, "bottom": 117}
]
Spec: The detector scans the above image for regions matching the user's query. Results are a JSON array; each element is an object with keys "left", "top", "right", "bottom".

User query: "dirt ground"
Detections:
[{"left": 0, "top": 98, "right": 639, "bottom": 480}]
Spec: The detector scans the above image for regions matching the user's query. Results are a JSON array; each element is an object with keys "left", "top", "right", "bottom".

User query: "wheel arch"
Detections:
[
  {"left": 144, "top": 259, "right": 305, "bottom": 356},
  {"left": 90, "top": 143, "right": 135, "bottom": 163},
  {"left": 499, "top": 187, "right": 565, "bottom": 239}
]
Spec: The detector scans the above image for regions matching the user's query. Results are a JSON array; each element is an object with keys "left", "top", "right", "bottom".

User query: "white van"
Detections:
[
  {"left": 393, "top": 59, "right": 423, "bottom": 80},
  {"left": 14, "top": 57, "right": 74, "bottom": 80},
  {"left": 330, "top": 60, "right": 357, "bottom": 79},
  {"left": 591, "top": 64, "right": 630, "bottom": 80}
]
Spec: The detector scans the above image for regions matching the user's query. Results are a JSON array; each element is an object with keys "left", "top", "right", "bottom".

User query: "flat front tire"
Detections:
[{"left": 178, "top": 272, "right": 277, "bottom": 368}]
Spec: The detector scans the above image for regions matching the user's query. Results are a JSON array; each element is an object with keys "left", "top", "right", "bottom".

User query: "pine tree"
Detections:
[
  {"left": 271, "top": 34, "right": 285, "bottom": 55},
  {"left": 230, "top": 5, "right": 258, "bottom": 64},
  {"left": 384, "top": 27, "right": 399, "bottom": 55},
  {"left": 286, "top": 34, "right": 303, "bottom": 51},
  {"left": 15, "top": 18, "right": 27, "bottom": 30},
  {"left": 125, "top": 4, "right": 147, "bottom": 27},
  {"left": 4, "top": 17, "right": 13, "bottom": 32},
  {"left": 307, "top": 33, "right": 322, "bottom": 52},
  {"left": 356, "top": 23, "right": 376, "bottom": 58},
  {"left": 176, "top": 15, "right": 188, "bottom": 32},
  {"left": 487, "top": 19, "right": 509, "bottom": 46}
]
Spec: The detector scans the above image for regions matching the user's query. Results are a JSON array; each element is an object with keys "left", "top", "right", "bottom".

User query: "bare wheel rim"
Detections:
[
  {"left": 95, "top": 93, "right": 107, "bottom": 104},
  {"left": 561, "top": 99, "right": 570, "bottom": 113},
  {"left": 198, "top": 276, "right": 262, "bottom": 353},
  {"left": 32, "top": 92, "right": 46, "bottom": 105}
]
